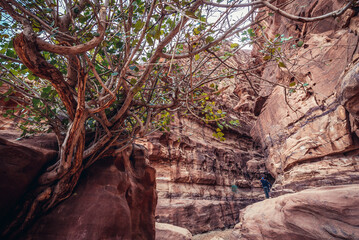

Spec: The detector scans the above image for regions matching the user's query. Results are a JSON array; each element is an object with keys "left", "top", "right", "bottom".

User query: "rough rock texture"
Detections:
[
  {"left": 22, "top": 144, "right": 157, "bottom": 240},
  {"left": 229, "top": 1, "right": 359, "bottom": 239},
  {"left": 192, "top": 229, "right": 233, "bottom": 240},
  {"left": 251, "top": 0, "right": 359, "bottom": 192},
  {"left": 0, "top": 131, "right": 157, "bottom": 240},
  {"left": 142, "top": 66, "right": 269, "bottom": 234},
  {"left": 155, "top": 223, "right": 192, "bottom": 240},
  {"left": 0, "top": 131, "right": 57, "bottom": 231},
  {"left": 0, "top": 85, "right": 25, "bottom": 130},
  {"left": 232, "top": 185, "right": 359, "bottom": 240}
]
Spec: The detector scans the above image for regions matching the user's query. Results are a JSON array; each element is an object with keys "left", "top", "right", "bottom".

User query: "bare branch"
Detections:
[{"left": 261, "top": 0, "right": 355, "bottom": 22}]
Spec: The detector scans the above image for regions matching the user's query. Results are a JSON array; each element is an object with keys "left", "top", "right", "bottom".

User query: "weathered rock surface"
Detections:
[
  {"left": 0, "top": 131, "right": 57, "bottom": 232},
  {"left": 232, "top": 185, "right": 359, "bottom": 240},
  {"left": 227, "top": 1, "right": 359, "bottom": 239},
  {"left": 192, "top": 229, "right": 233, "bottom": 240},
  {"left": 0, "top": 131, "right": 157, "bottom": 240},
  {"left": 143, "top": 71, "right": 269, "bottom": 234},
  {"left": 251, "top": 0, "right": 359, "bottom": 192},
  {"left": 155, "top": 223, "right": 192, "bottom": 240},
  {"left": 22, "top": 144, "right": 157, "bottom": 240},
  {"left": 0, "top": 85, "right": 22, "bottom": 130}
]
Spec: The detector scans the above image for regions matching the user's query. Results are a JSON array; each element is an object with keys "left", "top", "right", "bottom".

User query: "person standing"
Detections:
[{"left": 260, "top": 177, "right": 272, "bottom": 199}]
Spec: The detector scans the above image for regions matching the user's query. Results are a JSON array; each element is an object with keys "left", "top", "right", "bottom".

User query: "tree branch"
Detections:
[{"left": 261, "top": 0, "right": 355, "bottom": 22}]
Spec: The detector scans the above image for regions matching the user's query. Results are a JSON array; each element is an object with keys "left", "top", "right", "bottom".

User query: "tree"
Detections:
[{"left": 0, "top": 0, "right": 355, "bottom": 238}]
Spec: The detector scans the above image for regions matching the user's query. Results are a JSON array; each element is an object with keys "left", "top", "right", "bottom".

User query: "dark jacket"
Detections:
[{"left": 260, "top": 179, "right": 271, "bottom": 189}]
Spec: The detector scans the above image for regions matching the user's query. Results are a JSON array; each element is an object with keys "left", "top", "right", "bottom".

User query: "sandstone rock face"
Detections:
[
  {"left": 0, "top": 85, "right": 23, "bottom": 130},
  {"left": 23, "top": 144, "right": 157, "bottom": 240},
  {"left": 0, "top": 131, "right": 157, "bottom": 240},
  {"left": 155, "top": 223, "right": 192, "bottom": 240},
  {"left": 251, "top": 0, "right": 359, "bottom": 192},
  {"left": 231, "top": 1, "right": 359, "bottom": 239},
  {"left": 0, "top": 131, "right": 57, "bottom": 232},
  {"left": 143, "top": 69, "right": 269, "bottom": 234},
  {"left": 233, "top": 185, "right": 359, "bottom": 240}
]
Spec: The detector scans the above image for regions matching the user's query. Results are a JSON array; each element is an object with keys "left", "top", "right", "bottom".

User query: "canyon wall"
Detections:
[
  {"left": 235, "top": 0, "right": 359, "bottom": 239},
  {"left": 142, "top": 65, "right": 270, "bottom": 234},
  {"left": 251, "top": 0, "right": 359, "bottom": 193}
]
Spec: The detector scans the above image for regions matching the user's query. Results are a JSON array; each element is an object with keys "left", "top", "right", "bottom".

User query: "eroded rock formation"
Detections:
[
  {"left": 142, "top": 62, "right": 270, "bottom": 234},
  {"left": 233, "top": 185, "right": 359, "bottom": 240},
  {"left": 155, "top": 223, "right": 192, "bottom": 240},
  {"left": 0, "top": 131, "right": 57, "bottom": 232},
  {"left": 231, "top": 0, "right": 359, "bottom": 239},
  {"left": 0, "top": 132, "right": 157, "bottom": 240},
  {"left": 251, "top": 0, "right": 359, "bottom": 193}
]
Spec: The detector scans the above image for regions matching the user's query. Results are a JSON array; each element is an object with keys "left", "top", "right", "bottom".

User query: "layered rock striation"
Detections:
[
  {"left": 232, "top": 1, "right": 359, "bottom": 239},
  {"left": 251, "top": 0, "right": 359, "bottom": 193},
  {"left": 142, "top": 65, "right": 270, "bottom": 234}
]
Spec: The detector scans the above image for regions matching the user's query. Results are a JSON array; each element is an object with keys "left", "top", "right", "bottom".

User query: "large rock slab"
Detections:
[
  {"left": 0, "top": 132, "right": 157, "bottom": 240},
  {"left": 0, "top": 131, "right": 57, "bottom": 231},
  {"left": 232, "top": 185, "right": 359, "bottom": 240},
  {"left": 23, "top": 144, "right": 157, "bottom": 240},
  {"left": 155, "top": 223, "right": 192, "bottom": 240}
]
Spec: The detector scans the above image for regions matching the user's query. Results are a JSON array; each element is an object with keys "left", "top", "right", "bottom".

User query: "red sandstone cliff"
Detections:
[{"left": 234, "top": 0, "right": 359, "bottom": 239}]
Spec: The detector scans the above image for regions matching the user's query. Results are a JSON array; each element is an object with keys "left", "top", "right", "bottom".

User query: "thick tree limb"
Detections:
[{"left": 13, "top": 33, "right": 77, "bottom": 119}]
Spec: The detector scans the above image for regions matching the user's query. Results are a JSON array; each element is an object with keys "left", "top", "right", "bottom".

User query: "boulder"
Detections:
[
  {"left": 23, "top": 144, "right": 157, "bottom": 240},
  {"left": 155, "top": 223, "right": 192, "bottom": 240},
  {"left": 233, "top": 185, "right": 359, "bottom": 240},
  {"left": 0, "top": 131, "right": 57, "bottom": 231},
  {"left": 0, "top": 132, "right": 157, "bottom": 240}
]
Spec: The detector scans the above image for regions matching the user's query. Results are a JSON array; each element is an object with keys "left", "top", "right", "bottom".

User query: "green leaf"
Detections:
[
  {"left": 134, "top": 20, "right": 144, "bottom": 32},
  {"left": 230, "top": 43, "right": 239, "bottom": 48},
  {"left": 185, "top": 11, "right": 197, "bottom": 19},
  {"left": 297, "top": 40, "right": 304, "bottom": 47},
  {"left": 194, "top": 54, "right": 200, "bottom": 61},
  {"left": 154, "top": 30, "right": 161, "bottom": 40},
  {"left": 278, "top": 62, "right": 286, "bottom": 68},
  {"left": 193, "top": 28, "right": 200, "bottom": 35},
  {"left": 268, "top": 12, "right": 274, "bottom": 16},
  {"left": 73, "top": 7, "right": 79, "bottom": 14},
  {"left": 111, "top": 72, "right": 118, "bottom": 76},
  {"left": 130, "top": 78, "right": 137, "bottom": 85},
  {"left": 205, "top": 36, "right": 214, "bottom": 43},
  {"left": 146, "top": 35, "right": 154, "bottom": 46},
  {"left": 32, "top": 98, "right": 40, "bottom": 108},
  {"left": 289, "top": 82, "right": 296, "bottom": 87},
  {"left": 303, "top": 83, "right": 309, "bottom": 87},
  {"left": 263, "top": 55, "right": 271, "bottom": 61},
  {"left": 247, "top": 28, "right": 255, "bottom": 37},
  {"left": 129, "top": 65, "right": 139, "bottom": 72},
  {"left": 93, "top": 32, "right": 100, "bottom": 37},
  {"left": 41, "top": 86, "right": 52, "bottom": 98}
]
